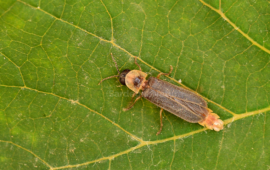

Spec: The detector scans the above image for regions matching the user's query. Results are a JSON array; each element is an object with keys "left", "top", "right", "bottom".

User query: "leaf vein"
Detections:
[
  {"left": 199, "top": 0, "right": 270, "bottom": 55},
  {"left": 18, "top": 0, "right": 237, "bottom": 114}
]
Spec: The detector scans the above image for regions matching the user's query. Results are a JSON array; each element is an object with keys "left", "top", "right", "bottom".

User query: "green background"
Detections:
[{"left": 0, "top": 0, "right": 269, "bottom": 169}]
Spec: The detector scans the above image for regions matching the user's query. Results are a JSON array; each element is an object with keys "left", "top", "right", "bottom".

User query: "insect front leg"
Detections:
[
  {"left": 123, "top": 95, "right": 142, "bottom": 111},
  {"left": 134, "top": 56, "right": 142, "bottom": 71},
  {"left": 157, "top": 65, "right": 173, "bottom": 79},
  {"left": 127, "top": 92, "right": 137, "bottom": 103}
]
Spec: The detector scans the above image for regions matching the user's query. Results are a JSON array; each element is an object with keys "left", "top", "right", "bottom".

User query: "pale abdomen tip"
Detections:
[{"left": 199, "top": 110, "right": 224, "bottom": 131}]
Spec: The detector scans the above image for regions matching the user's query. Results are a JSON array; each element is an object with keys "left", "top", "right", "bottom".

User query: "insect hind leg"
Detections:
[{"left": 156, "top": 108, "right": 164, "bottom": 135}]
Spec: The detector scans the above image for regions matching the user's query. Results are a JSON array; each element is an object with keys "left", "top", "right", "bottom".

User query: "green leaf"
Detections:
[{"left": 0, "top": 0, "right": 269, "bottom": 169}]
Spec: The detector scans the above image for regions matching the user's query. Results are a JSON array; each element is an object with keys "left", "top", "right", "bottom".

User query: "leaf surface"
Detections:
[{"left": 0, "top": 0, "right": 270, "bottom": 169}]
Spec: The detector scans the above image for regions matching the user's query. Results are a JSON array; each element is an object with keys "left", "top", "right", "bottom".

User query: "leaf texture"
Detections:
[{"left": 0, "top": 0, "right": 269, "bottom": 169}]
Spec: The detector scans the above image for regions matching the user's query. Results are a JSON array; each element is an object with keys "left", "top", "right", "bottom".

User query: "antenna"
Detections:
[{"left": 98, "top": 53, "right": 120, "bottom": 85}]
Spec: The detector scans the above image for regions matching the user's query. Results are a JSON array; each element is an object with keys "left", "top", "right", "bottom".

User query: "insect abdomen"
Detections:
[{"left": 142, "top": 77, "right": 208, "bottom": 123}]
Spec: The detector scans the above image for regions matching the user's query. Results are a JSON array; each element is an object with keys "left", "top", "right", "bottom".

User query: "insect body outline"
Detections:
[{"left": 99, "top": 53, "right": 224, "bottom": 135}]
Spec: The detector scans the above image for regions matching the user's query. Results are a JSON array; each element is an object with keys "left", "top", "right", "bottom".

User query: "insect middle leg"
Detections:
[
  {"left": 156, "top": 108, "right": 164, "bottom": 135},
  {"left": 123, "top": 94, "right": 142, "bottom": 111},
  {"left": 157, "top": 65, "right": 173, "bottom": 79}
]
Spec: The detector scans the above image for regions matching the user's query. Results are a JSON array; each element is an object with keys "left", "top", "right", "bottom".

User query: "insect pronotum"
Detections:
[{"left": 99, "top": 53, "right": 224, "bottom": 135}]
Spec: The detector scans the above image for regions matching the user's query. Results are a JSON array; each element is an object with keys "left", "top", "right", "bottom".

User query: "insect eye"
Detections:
[{"left": 119, "top": 69, "right": 130, "bottom": 85}]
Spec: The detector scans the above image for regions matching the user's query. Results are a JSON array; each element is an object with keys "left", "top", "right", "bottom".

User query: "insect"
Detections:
[{"left": 99, "top": 53, "right": 224, "bottom": 135}]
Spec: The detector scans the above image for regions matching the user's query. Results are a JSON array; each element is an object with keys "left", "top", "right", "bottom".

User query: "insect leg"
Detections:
[
  {"left": 125, "top": 92, "right": 137, "bottom": 103},
  {"left": 156, "top": 108, "right": 164, "bottom": 135},
  {"left": 157, "top": 65, "right": 173, "bottom": 79},
  {"left": 131, "top": 92, "right": 137, "bottom": 99},
  {"left": 134, "top": 56, "right": 142, "bottom": 71},
  {"left": 123, "top": 95, "right": 142, "bottom": 111}
]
